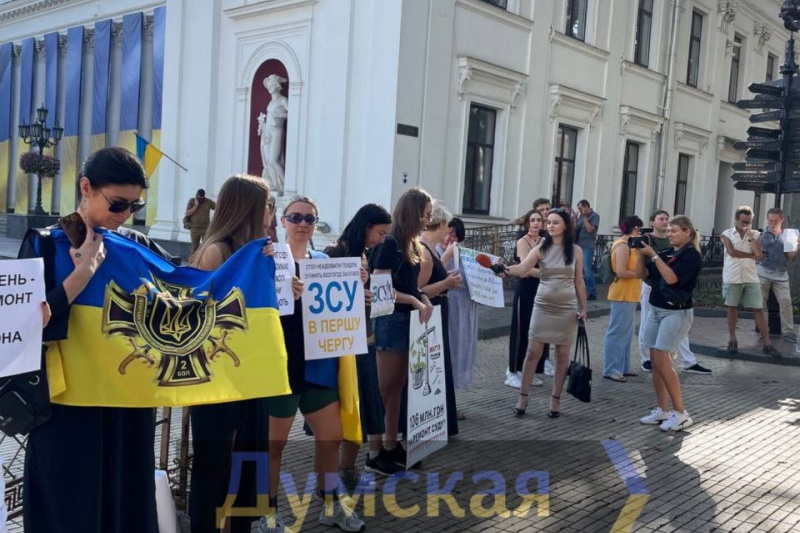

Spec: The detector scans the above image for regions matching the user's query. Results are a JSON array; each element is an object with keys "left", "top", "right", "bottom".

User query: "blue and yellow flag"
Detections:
[
  {"left": 46, "top": 231, "right": 291, "bottom": 407},
  {"left": 135, "top": 133, "right": 164, "bottom": 178}
]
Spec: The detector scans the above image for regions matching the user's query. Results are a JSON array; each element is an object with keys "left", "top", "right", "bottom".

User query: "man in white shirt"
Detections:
[{"left": 721, "top": 206, "right": 782, "bottom": 357}]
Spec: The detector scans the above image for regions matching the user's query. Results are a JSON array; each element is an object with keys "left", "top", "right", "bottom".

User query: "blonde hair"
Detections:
[
  {"left": 391, "top": 187, "right": 433, "bottom": 265},
  {"left": 424, "top": 201, "right": 451, "bottom": 232},
  {"left": 193, "top": 175, "right": 268, "bottom": 264},
  {"left": 283, "top": 195, "right": 319, "bottom": 216},
  {"left": 670, "top": 215, "right": 700, "bottom": 252}
]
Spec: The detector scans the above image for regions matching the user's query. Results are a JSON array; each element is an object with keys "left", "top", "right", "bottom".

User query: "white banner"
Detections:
[
  {"left": 369, "top": 272, "right": 394, "bottom": 318},
  {"left": 300, "top": 257, "right": 368, "bottom": 360},
  {"left": 0, "top": 258, "right": 45, "bottom": 377},
  {"left": 273, "top": 243, "right": 295, "bottom": 316},
  {"left": 458, "top": 247, "right": 505, "bottom": 308},
  {"left": 406, "top": 305, "right": 448, "bottom": 468}
]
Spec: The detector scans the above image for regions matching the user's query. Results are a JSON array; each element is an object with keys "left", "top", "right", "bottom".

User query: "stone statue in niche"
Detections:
[{"left": 257, "top": 74, "right": 288, "bottom": 195}]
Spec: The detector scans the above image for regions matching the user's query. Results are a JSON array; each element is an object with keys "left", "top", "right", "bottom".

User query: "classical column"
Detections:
[
  {"left": 51, "top": 33, "right": 68, "bottom": 215},
  {"left": 7, "top": 44, "right": 20, "bottom": 213},
  {"left": 29, "top": 39, "right": 45, "bottom": 214},
  {"left": 106, "top": 21, "right": 123, "bottom": 147}
]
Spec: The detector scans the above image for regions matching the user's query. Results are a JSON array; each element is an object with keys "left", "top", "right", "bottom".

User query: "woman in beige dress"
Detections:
[{"left": 504, "top": 208, "right": 588, "bottom": 418}]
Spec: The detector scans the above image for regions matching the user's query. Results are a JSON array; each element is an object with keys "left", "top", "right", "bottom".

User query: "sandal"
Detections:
[
  {"left": 547, "top": 395, "right": 561, "bottom": 418},
  {"left": 513, "top": 393, "right": 528, "bottom": 417},
  {"left": 727, "top": 339, "right": 738, "bottom": 354},
  {"left": 603, "top": 374, "right": 627, "bottom": 383}
]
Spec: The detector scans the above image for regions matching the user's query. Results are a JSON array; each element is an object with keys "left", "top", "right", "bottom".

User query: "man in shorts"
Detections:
[{"left": 721, "top": 206, "right": 782, "bottom": 357}]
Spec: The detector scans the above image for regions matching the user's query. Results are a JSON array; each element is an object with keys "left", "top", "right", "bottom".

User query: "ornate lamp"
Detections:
[{"left": 18, "top": 103, "right": 63, "bottom": 215}]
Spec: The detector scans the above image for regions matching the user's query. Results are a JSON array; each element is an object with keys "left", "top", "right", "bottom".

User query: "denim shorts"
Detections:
[
  {"left": 641, "top": 306, "right": 694, "bottom": 354},
  {"left": 373, "top": 311, "right": 411, "bottom": 352}
]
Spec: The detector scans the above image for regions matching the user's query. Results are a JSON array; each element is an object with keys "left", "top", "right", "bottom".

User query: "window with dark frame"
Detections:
[
  {"left": 566, "top": 0, "right": 588, "bottom": 42},
  {"left": 462, "top": 104, "right": 497, "bottom": 215},
  {"left": 728, "top": 34, "right": 742, "bottom": 102},
  {"left": 675, "top": 153, "right": 690, "bottom": 215},
  {"left": 553, "top": 125, "right": 578, "bottom": 205},
  {"left": 620, "top": 142, "right": 640, "bottom": 220},
  {"left": 766, "top": 53, "right": 777, "bottom": 82},
  {"left": 687, "top": 10, "right": 703, "bottom": 87},
  {"left": 634, "top": 0, "right": 654, "bottom": 67},
  {"left": 480, "top": 0, "right": 508, "bottom": 8}
]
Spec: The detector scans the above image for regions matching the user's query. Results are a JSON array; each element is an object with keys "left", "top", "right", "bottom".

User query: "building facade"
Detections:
[{"left": 0, "top": 0, "right": 792, "bottom": 247}]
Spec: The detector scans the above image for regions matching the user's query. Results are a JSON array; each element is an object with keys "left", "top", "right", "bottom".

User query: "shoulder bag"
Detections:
[{"left": 566, "top": 319, "right": 592, "bottom": 403}]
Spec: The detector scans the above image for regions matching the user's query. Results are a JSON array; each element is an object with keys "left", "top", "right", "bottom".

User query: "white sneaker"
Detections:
[
  {"left": 531, "top": 377, "right": 543, "bottom": 386},
  {"left": 639, "top": 407, "right": 669, "bottom": 425},
  {"left": 319, "top": 498, "right": 366, "bottom": 532},
  {"left": 504, "top": 373, "right": 522, "bottom": 389},
  {"left": 659, "top": 410, "right": 693, "bottom": 432},
  {"left": 256, "top": 511, "right": 293, "bottom": 533},
  {"left": 544, "top": 359, "right": 555, "bottom": 376}
]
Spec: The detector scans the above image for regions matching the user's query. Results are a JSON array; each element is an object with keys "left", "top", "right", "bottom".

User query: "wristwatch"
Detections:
[{"left": 651, "top": 255, "right": 661, "bottom": 263}]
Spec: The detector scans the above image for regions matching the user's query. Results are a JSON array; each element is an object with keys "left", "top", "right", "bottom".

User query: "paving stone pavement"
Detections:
[{"left": 266, "top": 314, "right": 800, "bottom": 533}]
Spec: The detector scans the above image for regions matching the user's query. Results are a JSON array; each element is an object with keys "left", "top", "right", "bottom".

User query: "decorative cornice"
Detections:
[
  {"left": 11, "top": 44, "right": 21, "bottom": 58},
  {"left": 673, "top": 122, "right": 712, "bottom": 154},
  {"left": 718, "top": 0, "right": 738, "bottom": 34},
  {"left": 753, "top": 22, "right": 771, "bottom": 53},
  {"left": 83, "top": 28, "right": 95, "bottom": 48},
  {"left": 549, "top": 84, "right": 605, "bottom": 130},
  {"left": 34, "top": 38, "right": 44, "bottom": 56},
  {"left": 454, "top": 0, "right": 534, "bottom": 33},
  {"left": 618, "top": 105, "right": 664, "bottom": 141},
  {"left": 0, "top": 0, "right": 74, "bottom": 22},
  {"left": 457, "top": 64, "right": 472, "bottom": 102},
  {"left": 144, "top": 15, "right": 154, "bottom": 37},
  {"left": 224, "top": 0, "right": 317, "bottom": 21},
  {"left": 455, "top": 56, "right": 528, "bottom": 108},
  {"left": 510, "top": 81, "right": 525, "bottom": 114}
]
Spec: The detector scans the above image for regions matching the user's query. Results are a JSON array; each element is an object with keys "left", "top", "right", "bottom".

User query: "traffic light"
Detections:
[{"left": 734, "top": 64, "right": 800, "bottom": 195}]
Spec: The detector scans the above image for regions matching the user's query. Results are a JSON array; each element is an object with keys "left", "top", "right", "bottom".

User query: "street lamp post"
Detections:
[{"left": 18, "top": 104, "right": 63, "bottom": 215}]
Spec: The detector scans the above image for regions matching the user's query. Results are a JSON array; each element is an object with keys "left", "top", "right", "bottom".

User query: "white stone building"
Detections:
[{"left": 0, "top": 0, "right": 792, "bottom": 248}]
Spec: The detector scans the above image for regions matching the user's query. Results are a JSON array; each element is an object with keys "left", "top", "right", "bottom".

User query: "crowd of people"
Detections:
[{"left": 15, "top": 145, "right": 797, "bottom": 533}]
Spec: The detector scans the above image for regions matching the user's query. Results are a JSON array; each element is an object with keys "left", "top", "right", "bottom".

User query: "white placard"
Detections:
[
  {"left": 783, "top": 229, "right": 799, "bottom": 253},
  {"left": 369, "top": 273, "right": 394, "bottom": 318},
  {"left": 300, "top": 257, "right": 368, "bottom": 360},
  {"left": 0, "top": 258, "right": 45, "bottom": 378},
  {"left": 273, "top": 244, "right": 295, "bottom": 316},
  {"left": 406, "top": 306, "right": 448, "bottom": 468},
  {"left": 458, "top": 246, "right": 505, "bottom": 308}
]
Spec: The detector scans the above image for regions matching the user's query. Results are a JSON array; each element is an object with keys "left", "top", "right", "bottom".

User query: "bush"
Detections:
[{"left": 19, "top": 151, "right": 60, "bottom": 177}]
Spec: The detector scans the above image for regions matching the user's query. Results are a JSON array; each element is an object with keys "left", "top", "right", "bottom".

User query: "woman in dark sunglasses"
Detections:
[{"left": 18, "top": 147, "right": 173, "bottom": 533}]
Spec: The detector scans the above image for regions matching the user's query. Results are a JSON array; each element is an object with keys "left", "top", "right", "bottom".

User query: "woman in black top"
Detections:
[
  {"left": 635, "top": 216, "right": 702, "bottom": 433},
  {"left": 20, "top": 147, "right": 172, "bottom": 533},
  {"left": 419, "top": 202, "right": 461, "bottom": 436},
  {"left": 372, "top": 187, "right": 434, "bottom": 469}
]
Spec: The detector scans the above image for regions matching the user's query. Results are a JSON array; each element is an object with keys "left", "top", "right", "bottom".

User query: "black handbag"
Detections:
[
  {"left": 566, "top": 319, "right": 592, "bottom": 403},
  {"left": 0, "top": 229, "right": 55, "bottom": 437}
]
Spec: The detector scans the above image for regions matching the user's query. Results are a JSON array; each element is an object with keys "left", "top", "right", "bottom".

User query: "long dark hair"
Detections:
[
  {"left": 337, "top": 203, "right": 392, "bottom": 258},
  {"left": 540, "top": 208, "right": 575, "bottom": 265}
]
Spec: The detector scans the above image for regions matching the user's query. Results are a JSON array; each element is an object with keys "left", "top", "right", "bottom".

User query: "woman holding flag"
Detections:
[{"left": 20, "top": 147, "right": 173, "bottom": 533}]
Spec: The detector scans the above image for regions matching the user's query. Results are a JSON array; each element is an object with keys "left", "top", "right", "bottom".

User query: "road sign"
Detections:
[
  {"left": 737, "top": 98, "right": 783, "bottom": 109},
  {"left": 747, "top": 126, "right": 781, "bottom": 138},
  {"left": 748, "top": 82, "right": 785, "bottom": 96},
  {"left": 734, "top": 181, "right": 776, "bottom": 193},
  {"left": 780, "top": 181, "right": 800, "bottom": 193},
  {"left": 732, "top": 161, "right": 777, "bottom": 171},
  {"left": 750, "top": 110, "right": 782, "bottom": 122},
  {"left": 747, "top": 148, "right": 781, "bottom": 160},
  {"left": 731, "top": 172, "right": 777, "bottom": 182},
  {"left": 733, "top": 140, "right": 781, "bottom": 150}
]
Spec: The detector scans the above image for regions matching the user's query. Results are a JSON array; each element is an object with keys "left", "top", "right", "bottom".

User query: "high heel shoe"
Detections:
[
  {"left": 547, "top": 395, "right": 561, "bottom": 418},
  {"left": 513, "top": 393, "right": 529, "bottom": 416}
]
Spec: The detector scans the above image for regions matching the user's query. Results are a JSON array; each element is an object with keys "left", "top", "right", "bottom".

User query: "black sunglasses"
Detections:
[
  {"left": 100, "top": 190, "right": 147, "bottom": 214},
  {"left": 283, "top": 212, "right": 318, "bottom": 225}
]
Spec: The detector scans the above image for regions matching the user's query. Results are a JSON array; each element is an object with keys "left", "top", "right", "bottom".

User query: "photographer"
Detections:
[
  {"left": 602, "top": 216, "right": 644, "bottom": 383},
  {"left": 635, "top": 216, "right": 702, "bottom": 432}
]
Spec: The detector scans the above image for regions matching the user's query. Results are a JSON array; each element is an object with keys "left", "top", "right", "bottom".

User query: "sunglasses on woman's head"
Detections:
[
  {"left": 283, "top": 212, "right": 319, "bottom": 225},
  {"left": 100, "top": 190, "right": 147, "bottom": 214}
]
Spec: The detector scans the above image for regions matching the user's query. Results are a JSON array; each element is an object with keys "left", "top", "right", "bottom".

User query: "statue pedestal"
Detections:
[{"left": 6, "top": 214, "right": 60, "bottom": 239}]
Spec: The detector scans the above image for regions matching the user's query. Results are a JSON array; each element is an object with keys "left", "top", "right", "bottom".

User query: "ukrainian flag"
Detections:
[
  {"left": 136, "top": 133, "right": 163, "bottom": 178},
  {"left": 45, "top": 230, "right": 291, "bottom": 407}
]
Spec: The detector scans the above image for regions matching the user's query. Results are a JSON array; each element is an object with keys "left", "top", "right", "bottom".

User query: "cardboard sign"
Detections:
[
  {"left": 0, "top": 258, "right": 45, "bottom": 377},
  {"left": 783, "top": 229, "right": 799, "bottom": 253},
  {"left": 300, "top": 257, "right": 368, "bottom": 360},
  {"left": 458, "top": 247, "right": 505, "bottom": 308},
  {"left": 273, "top": 243, "right": 295, "bottom": 316},
  {"left": 406, "top": 306, "right": 448, "bottom": 468},
  {"left": 369, "top": 273, "right": 394, "bottom": 318}
]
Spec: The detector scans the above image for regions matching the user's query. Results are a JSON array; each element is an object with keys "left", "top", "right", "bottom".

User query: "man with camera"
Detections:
[
  {"left": 185, "top": 188, "right": 216, "bottom": 254},
  {"left": 721, "top": 206, "right": 782, "bottom": 357},
  {"left": 576, "top": 200, "right": 599, "bottom": 300},
  {"left": 638, "top": 210, "right": 711, "bottom": 374},
  {"left": 756, "top": 207, "right": 797, "bottom": 343}
]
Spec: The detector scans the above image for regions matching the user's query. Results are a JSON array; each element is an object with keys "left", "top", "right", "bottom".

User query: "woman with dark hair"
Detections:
[
  {"left": 324, "top": 203, "right": 397, "bottom": 485},
  {"left": 602, "top": 215, "right": 645, "bottom": 383},
  {"left": 503, "top": 208, "right": 587, "bottom": 418},
  {"left": 19, "top": 147, "right": 172, "bottom": 533},
  {"left": 189, "top": 174, "right": 276, "bottom": 533},
  {"left": 372, "top": 187, "right": 434, "bottom": 469},
  {"left": 507, "top": 210, "right": 550, "bottom": 389},
  {"left": 441, "top": 218, "right": 480, "bottom": 406}
]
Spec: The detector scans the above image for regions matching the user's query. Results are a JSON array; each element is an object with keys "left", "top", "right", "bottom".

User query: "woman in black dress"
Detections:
[{"left": 20, "top": 147, "right": 172, "bottom": 533}]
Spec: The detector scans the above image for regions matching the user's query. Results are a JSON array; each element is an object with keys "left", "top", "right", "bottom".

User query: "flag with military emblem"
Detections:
[{"left": 45, "top": 230, "right": 291, "bottom": 407}]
